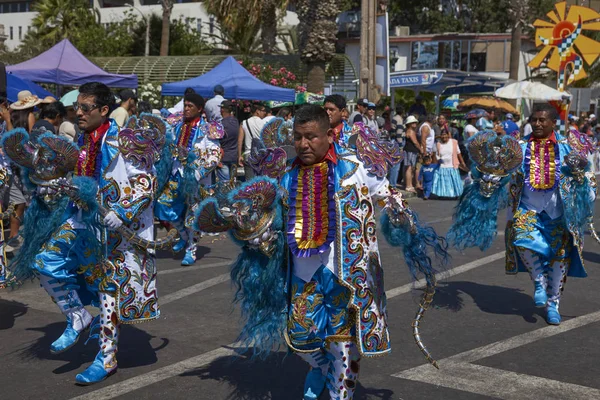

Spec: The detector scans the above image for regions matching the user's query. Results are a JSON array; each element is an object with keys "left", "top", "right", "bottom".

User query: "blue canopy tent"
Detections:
[
  {"left": 6, "top": 73, "right": 54, "bottom": 102},
  {"left": 161, "top": 56, "right": 296, "bottom": 102}
]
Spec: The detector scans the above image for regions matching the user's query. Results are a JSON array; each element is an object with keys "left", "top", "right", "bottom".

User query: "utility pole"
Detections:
[{"left": 359, "top": 0, "right": 378, "bottom": 101}]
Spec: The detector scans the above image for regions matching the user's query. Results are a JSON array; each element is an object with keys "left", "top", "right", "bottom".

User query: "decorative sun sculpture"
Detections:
[{"left": 528, "top": 2, "right": 600, "bottom": 135}]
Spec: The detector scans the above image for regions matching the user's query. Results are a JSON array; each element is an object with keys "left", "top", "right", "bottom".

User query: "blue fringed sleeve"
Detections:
[
  {"left": 447, "top": 168, "right": 511, "bottom": 251},
  {"left": 380, "top": 194, "right": 450, "bottom": 282}
]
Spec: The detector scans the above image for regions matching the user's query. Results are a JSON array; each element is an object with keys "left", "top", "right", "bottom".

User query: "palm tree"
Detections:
[
  {"left": 295, "top": 0, "right": 341, "bottom": 93},
  {"left": 204, "top": 0, "right": 288, "bottom": 54},
  {"left": 160, "top": 0, "right": 173, "bottom": 56},
  {"left": 31, "top": 0, "right": 98, "bottom": 44}
]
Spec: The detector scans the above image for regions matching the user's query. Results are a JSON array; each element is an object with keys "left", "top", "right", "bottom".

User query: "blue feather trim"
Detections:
[
  {"left": 156, "top": 130, "right": 174, "bottom": 194},
  {"left": 230, "top": 232, "right": 287, "bottom": 359},
  {"left": 447, "top": 175, "right": 509, "bottom": 251},
  {"left": 560, "top": 166, "right": 594, "bottom": 234},
  {"left": 381, "top": 209, "right": 449, "bottom": 283},
  {"left": 9, "top": 197, "right": 70, "bottom": 283}
]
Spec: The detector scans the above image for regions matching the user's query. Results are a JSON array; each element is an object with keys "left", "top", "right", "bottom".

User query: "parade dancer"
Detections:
[
  {"left": 4, "top": 82, "right": 163, "bottom": 384},
  {"left": 324, "top": 94, "right": 351, "bottom": 147},
  {"left": 448, "top": 106, "right": 596, "bottom": 326},
  {"left": 192, "top": 105, "right": 448, "bottom": 399},
  {"left": 155, "top": 93, "right": 222, "bottom": 266}
]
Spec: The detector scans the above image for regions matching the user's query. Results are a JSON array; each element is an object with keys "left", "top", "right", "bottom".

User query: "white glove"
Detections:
[{"left": 103, "top": 211, "right": 123, "bottom": 229}]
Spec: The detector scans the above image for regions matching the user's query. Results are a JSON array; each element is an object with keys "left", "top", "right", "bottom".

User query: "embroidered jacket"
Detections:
[
  {"left": 280, "top": 145, "right": 405, "bottom": 357},
  {"left": 505, "top": 132, "right": 597, "bottom": 278}
]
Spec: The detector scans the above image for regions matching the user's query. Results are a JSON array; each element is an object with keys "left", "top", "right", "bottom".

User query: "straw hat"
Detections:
[
  {"left": 10, "top": 90, "right": 43, "bottom": 110},
  {"left": 41, "top": 96, "right": 57, "bottom": 104}
]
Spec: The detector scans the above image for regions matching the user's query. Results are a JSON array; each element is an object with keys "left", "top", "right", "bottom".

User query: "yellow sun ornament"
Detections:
[{"left": 528, "top": 1, "right": 600, "bottom": 91}]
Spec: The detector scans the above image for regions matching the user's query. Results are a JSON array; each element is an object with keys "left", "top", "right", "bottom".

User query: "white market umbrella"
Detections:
[{"left": 495, "top": 82, "right": 571, "bottom": 101}]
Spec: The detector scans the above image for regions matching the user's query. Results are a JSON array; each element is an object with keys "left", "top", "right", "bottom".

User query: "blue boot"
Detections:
[
  {"left": 172, "top": 238, "right": 186, "bottom": 253},
  {"left": 75, "top": 351, "right": 117, "bottom": 385},
  {"left": 181, "top": 251, "right": 196, "bottom": 266},
  {"left": 50, "top": 311, "right": 92, "bottom": 354},
  {"left": 533, "top": 281, "right": 547, "bottom": 308},
  {"left": 546, "top": 301, "right": 561, "bottom": 325},
  {"left": 303, "top": 368, "right": 326, "bottom": 400}
]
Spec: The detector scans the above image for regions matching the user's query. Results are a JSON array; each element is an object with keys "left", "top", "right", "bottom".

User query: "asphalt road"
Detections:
[{"left": 2, "top": 197, "right": 600, "bottom": 400}]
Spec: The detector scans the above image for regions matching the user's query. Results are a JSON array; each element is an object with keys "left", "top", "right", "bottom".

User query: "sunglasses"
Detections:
[{"left": 73, "top": 102, "right": 99, "bottom": 113}]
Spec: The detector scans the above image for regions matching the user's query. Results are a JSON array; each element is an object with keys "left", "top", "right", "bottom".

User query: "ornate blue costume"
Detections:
[
  {"left": 449, "top": 129, "right": 596, "bottom": 325},
  {"left": 155, "top": 117, "right": 222, "bottom": 265},
  {"left": 192, "top": 115, "right": 448, "bottom": 399},
  {"left": 3, "top": 113, "right": 165, "bottom": 384}
]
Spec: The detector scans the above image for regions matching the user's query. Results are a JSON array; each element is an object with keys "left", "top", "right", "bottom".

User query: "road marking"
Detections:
[
  {"left": 385, "top": 251, "right": 505, "bottom": 299},
  {"left": 66, "top": 250, "right": 507, "bottom": 399},
  {"left": 393, "top": 310, "right": 600, "bottom": 399},
  {"left": 69, "top": 344, "right": 240, "bottom": 400},
  {"left": 158, "top": 260, "right": 231, "bottom": 275},
  {"left": 160, "top": 273, "right": 230, "bottom": 305}
]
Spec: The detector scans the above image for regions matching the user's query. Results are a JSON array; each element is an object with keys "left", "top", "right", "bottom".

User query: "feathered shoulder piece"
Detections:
[
  {"left": 118, "top": 113, "right": 167, "bottom": 170},
  {"left": 1, "top": 129, "right": 79, "bottom": 185},
  {"left": 347, "top": 122, "right": 402, "bottom": 178},
  {"left": 248, "top": 117, "right": 295, "bottom": 180},
  {"left": 193, "top": 176, "right": 281, "bottom": 255}
]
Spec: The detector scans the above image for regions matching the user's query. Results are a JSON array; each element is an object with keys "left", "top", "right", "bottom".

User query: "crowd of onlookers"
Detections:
[{"left": 1, "top": 85, "right": 598, "bottom": 253}]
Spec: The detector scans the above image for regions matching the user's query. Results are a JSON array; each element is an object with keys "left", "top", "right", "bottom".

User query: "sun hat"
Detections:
[
  {"left": 10, "top": 90, "right": 43, "bottom": 110},
  {"left": 40, "top": 96, "right": 57, "bottom": 104},
  {"left": 405, "top": 115, "right": 419, "bottom": 125}
]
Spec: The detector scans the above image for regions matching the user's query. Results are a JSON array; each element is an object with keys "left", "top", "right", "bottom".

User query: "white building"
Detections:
[{"left": 0, "top": 0, "right": 299, "bottom": 50}]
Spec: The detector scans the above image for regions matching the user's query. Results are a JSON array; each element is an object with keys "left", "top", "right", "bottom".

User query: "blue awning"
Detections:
[{"left": 390, "top": 69, "right": 508, "bottom": 95}]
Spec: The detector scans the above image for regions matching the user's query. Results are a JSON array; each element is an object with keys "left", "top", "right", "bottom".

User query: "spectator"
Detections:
[
  {"left": 419, "top": 114, "right": 436, "bottom": 157},
  {"left": 391, "top": 105, "right": 405, "bottom": 148},
  {"left": 238, "top": 102, "right": 267, "bottom": 180},
  {"left": 277, "top": 107, "right": 293, "bottom": 121},
  {"left": 432, "top": 129, "right": 467, "bottom": 199},
  {"left": 9, "top": 90, "right": 41, "bottom": 132},
  {"left": 217, "top": 100, "right": 240, "bottom": 182},
  {"left": 366, "top": 102, "right": 378, "bottom": 132},
  {"left": 437, "top": 114, "right": 449, "bottom": 139},
  {"left": 32, "top": 101, "right": 67, "bottom": 136},
  {"left": 59, "top": 102, "right": 80, "bottom": 142},
  {"left": 204, "top": 84, "right": 225, "bottom": 122},
  {"left": 502, "top": 113, "right": 520, "bottom": 137},
  {"left": 464, "top": 116, "right": 478, "bottom": 140},
  {"left": 476, "top": 111, "right": 493, "bottom": 130},
  {"left": 419, "top": 154, "right": 439, "bottom": 200},
  {"left": 449, "top": 119, "right": 461, "bottom": 142},
  {"left": 137, "top": 101, "right": 153, "bottom": 115},
  {"left": 109, "top": 89, "right": 137, "bottom": 128},
  {"left": 263, "top": 105, "right": 276, "bottom": 123},
  {"left": 381, "top": 111, "right": 392, "bottom": 133},
  {"left": 523, "top": 116, "right": 533, "bottom": 137},
  {"left": 349, "top": 98, "right": 368, "bottom": 125},
  {"left": 403, "top": 115, "right": 421, "bottom": 193},
  {"left": 590, "top": 113, "right": 597, "bottom": 127},
  {"left": 408, "top": 94, "right": 427, "bottom": 117}
]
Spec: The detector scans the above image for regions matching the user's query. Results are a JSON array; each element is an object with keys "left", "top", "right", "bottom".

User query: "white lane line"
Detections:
[
  {"left": 69, "top": 344, "right": 240, "bottom": 400},
  {"left": 385, "top": 251, "right": 505, "bottom": 299},
  {"left": 446, "top": 309, "right": 600, "bottom": 363},
  {"left": 159, "top": 260, "right": 231, "bottom": 275},
  {"left": 67, "top": 250, "right": 507, "bottom": 400},
  {"left": 397, "top": 361, "right": 600, "bottom": 400},
  {"left": 426, "top": 216, "right": 453, "bottom": 224},
  {"left": 160, "top": 273, "right": 230, "bottom": 305},
  {"left": 393, "top": 310, "right": 600, "bottom": 399}
]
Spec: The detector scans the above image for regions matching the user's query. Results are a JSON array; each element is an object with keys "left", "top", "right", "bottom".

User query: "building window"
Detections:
[
  {"left": 9, "top": 27, "right": 13, "bottom": 40},
  {"left": 27, "top": 26, "right": 31, "bottom": 32},
  {"left": 209, "top": 16, "right": 214, "bottom": 35},
  {"left": 18, "top": 26, "right": 21, "bottom": 40}
]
